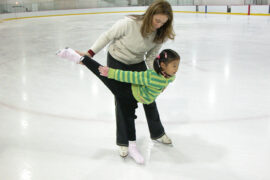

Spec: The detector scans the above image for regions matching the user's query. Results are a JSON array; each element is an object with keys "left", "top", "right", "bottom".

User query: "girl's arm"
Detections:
[{"left": 104, "top": 68, "right": 151, "bottom": 86}]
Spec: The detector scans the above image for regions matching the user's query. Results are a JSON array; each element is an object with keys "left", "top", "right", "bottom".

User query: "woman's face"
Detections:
[{"left": 152, "top": 14, "right": 168, "bottom": 31}]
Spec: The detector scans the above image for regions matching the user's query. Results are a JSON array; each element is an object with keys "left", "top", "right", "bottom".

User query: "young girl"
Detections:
[{"left": 57, "top": 47, "right": 180, "bottom": 164}]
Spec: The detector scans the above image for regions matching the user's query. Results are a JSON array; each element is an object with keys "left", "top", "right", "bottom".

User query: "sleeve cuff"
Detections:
[
  {"left": 87, "top": 49, "right": 95, "bottom": 57},
  {"left": 108, "top": 68, "right": 116, "bottom": 79}
]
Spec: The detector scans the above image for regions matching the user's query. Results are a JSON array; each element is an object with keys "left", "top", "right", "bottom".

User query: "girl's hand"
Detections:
[{"left": 98, "top": 66, "right": 109, "bottom": 77}]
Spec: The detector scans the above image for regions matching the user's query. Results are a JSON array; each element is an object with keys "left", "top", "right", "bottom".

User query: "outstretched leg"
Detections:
[{"left": 57, "top": 48, "right": 130, "bottom": 98}]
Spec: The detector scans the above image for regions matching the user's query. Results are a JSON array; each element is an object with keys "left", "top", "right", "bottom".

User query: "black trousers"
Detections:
[
  {"left": 81, "top": 56, "right": 138, "bottom": 146},
  {"left": 106, "top": 53, "right": 165, "bottom": 146}
]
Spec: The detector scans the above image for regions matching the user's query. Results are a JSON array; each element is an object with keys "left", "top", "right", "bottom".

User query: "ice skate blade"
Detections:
[
  {"left": 120, "top": 153, "right": 128, "bottom": 158},
  {"left": 56, "top": 49, "right": 62, "bottom": 55},
  {"left": 153, "top": 140, "right": 173, "bottom": 147}
]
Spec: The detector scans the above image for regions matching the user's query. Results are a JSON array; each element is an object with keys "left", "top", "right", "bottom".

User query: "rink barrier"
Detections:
[
  {"left": 1, "top": 5, "right": 270, "bottom": 22},
  {"left": 1, "top": 10, "right": 144, "bottom": 21},
  {"left": 197, "top": 5, "right": 270, "bottom": 15}
]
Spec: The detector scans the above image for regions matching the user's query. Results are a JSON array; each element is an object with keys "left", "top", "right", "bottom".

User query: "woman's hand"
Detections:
[
  {"left": 98, "top": 66, "right": 109, "bottom": 77},
  {"left": 75, "top": 50, "right": 91, "bottom": 57}
]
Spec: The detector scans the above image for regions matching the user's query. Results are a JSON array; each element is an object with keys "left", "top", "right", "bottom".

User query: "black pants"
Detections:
[
  {"left": 107, "top": 53, "right": 165, "bottom": 146},
  {"left": 81, "top": 56, "right": 138, "bottom": 146}
]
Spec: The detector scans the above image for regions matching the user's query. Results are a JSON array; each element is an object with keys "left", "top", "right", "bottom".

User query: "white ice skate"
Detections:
[
  {"left": 56, "top": 47, "right": 82, "bottom": 64},
  {"left": 119, "top": 146, "right": 128, "bottom": 157},
  {"left": 156, "top": 134, "right": 172, "bottom": 145},
  {"left": 128, "top": 141, "right": 144, "bottom": 164}
]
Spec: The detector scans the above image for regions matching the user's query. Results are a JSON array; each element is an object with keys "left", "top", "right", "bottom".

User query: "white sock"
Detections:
[{"left": 128, "top": 141, "right": 144, "bottom": 164}]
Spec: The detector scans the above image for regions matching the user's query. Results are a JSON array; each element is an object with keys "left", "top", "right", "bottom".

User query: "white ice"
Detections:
[{"left": 0, "top": 12, "right": 270, "bottom": 180}]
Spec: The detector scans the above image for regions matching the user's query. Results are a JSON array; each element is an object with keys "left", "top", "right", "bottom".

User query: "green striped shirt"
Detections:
[{"left": 108, "top": 68, "right": 175, "bottom": 104}]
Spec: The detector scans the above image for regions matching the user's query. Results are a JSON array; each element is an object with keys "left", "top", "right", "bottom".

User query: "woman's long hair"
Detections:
[
  {"left": 130, "top": 0, "right": 175, "bottom": 44},
  {"left": 153, "top": 49, "right": 180, "bottom": 75}
]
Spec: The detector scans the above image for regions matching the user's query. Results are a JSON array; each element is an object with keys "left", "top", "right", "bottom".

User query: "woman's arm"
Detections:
[
  {"left": 88, "top": 18, "right": 130, "bottom": 56},
  {"left": 145, "top": 44, "right": 162, "bottom": 69}
]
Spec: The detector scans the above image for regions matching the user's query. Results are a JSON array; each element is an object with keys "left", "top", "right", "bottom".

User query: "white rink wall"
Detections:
[
  {"left": 207, "top": 6, "right": 227, "bottom": 13},
  {"left": 175, "top": 6, "right": 196, "bottom": 11},
  {"left": 0, "top": 5, "right": 269, "bottom": 22},
  {"left": 231, "top": 5, "right": 249, "bottom": 13},
  {"left": 251, "top": 5, "right": 269, "bottom": 14},
  {"left": 3, "top": 0, "right": 270, "bottom": 6}
]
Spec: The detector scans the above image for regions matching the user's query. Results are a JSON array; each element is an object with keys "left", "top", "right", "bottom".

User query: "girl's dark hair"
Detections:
[
  {"left": 153, "top": 49, "right": 180, "bottom": 75},
  {"left": 129, "top": 0, "right": 175, "bottom": 44}
]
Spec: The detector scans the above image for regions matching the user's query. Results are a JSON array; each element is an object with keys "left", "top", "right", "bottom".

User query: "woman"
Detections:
[
  {"left": 57, "top": 48, "right": 180, "bottom": 164},
  {"left": 77, "top": 0, "right": 175, "bottom": 158}
]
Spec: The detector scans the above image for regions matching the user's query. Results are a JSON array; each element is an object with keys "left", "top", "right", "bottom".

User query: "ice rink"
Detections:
[{"left": 0, "top": 11, "right": 270, "bottom": 180}]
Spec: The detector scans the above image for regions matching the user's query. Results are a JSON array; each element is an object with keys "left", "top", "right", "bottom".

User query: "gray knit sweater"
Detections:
[{"left": 90, "top": 16, "right": 162, "bottom": 69}]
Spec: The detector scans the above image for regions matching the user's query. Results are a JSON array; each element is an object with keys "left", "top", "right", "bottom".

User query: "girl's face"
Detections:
[
  {"left": 161, "top": 59, "right": 180, "bottom": 77},
  {"left": 152, "top": 14, "right": 168, "bottom": 30}
]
